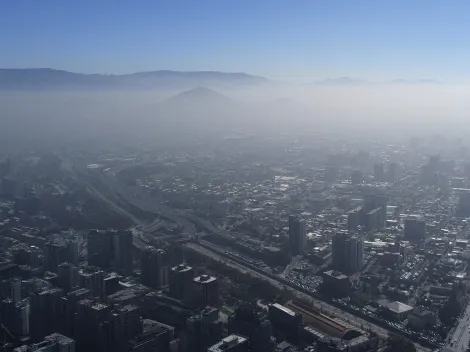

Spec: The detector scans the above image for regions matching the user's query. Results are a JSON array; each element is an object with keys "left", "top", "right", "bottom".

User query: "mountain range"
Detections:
[
  {"left": 0, "top": 69, "right": 443, "bottom": 90},
  {"left": 0, "top": 68, "right": 269, "bottom": 90}
]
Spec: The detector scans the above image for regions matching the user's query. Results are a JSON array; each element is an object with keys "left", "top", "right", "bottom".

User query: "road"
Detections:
[
  {"left": 185, "top": 242, "right": 389, "bottom": 339},
  {"left": 443, "top": 302, "right": 470, "bottom": 352}
]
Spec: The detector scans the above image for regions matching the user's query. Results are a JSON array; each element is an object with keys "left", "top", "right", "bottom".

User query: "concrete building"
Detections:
[
  {"left": 87, "top": 230, "right": 115, "bottom": 269},
  {"left": 321, "top": 271, "right": 351, "bottom": 298},
  {"left": 347, "top": 207, "right": 362, "bottom": 230},
  {"left": 141, "top": 247, "right": 168, "bottom": 289},
  {"left": 114, "top": 230, "right": 134, "bottom": 276},
  {"left": 268, "top": 303, "right": 302, "bottom": 344},
  {"left": 288, "top": 215, "right": 306, "bottom": 255},
  {"left": 29, "top": 288, "right": 63, "bottom": 341},
  {"left": 285, "top": 300, "right": 363, "bottom": 340},
  {"left": 79, "top": 266, "right": 105, "bottom": 300},
  {"left": 386, "top": 301, "right": 413, "bottom": 321},
  {"left": 208, "top": 335, "right": 249, "bottom": 352},
  {"left": 193, "top": 275, "right": 219, "bottom": 308},
  {"left": 404, "top": 217, "right": 426, "bottom": 242},
  {"left": 58, "top": 262, "right": 79, "bottom": 293},
  {"left": 331, "top": 233, "right": 363, "bottom": 274},
  {"left": 169, "top": 263, "right": 194, "bottom": 301},
  {"left": 407, "top": 307, "right": 436, "bottom": 329},
  {"left": 374, "top": 163, "right": 385, "bottom": 182},
  {"left": 43, "top": 241, "right": 70, "bottom": 273},
  {"left": 186, "top": 307, "right": 223, "bottom": 352},
  {"left": 14, "top": 333, "right": 75, "bottom": 352},
  {"left": 228, "top": 305, "right": 274, "bottom": 352}
]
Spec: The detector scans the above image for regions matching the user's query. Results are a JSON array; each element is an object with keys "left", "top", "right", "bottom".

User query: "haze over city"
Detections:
[{"left": 1, "top": 2, "right": 470, "bottom": 352}]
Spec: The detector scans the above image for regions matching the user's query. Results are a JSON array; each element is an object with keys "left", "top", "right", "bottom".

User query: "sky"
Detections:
[{"left": 1, "top": 0, "right": 470, "bottom": 82}]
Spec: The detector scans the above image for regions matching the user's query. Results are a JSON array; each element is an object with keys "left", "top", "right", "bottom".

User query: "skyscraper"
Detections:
[
  {"left": 58, "top": 262, "right": 79, "bottom": 293},
  {"left": 141, "top": 247, "right": 168, "bottom": 289},
  {"left": 347, "top": 237, "right": 364, "bottom": 274},
  {"left": 29, "top": 288, "right": 64, "bottom": 341},
  {"left": 374, "top": 163, "right": 385, "bottom": 182},
  {"left": 79, "top": 266, "right": 105, "bottom": 300},
  {"left": 228, "top": 304, "right": 274, "bottom": 352},
  {"left": 108, "top": 305, "right": 142, "bottom": 352},
  {"left": 169, "top": 263, "right": 194, "bottom": 301},
  {"left": 87, "top": 230, "right": 115, "bottom": 269},
  {"left": 114, "top": 230, "right": 134, "bottom": 276},
  {"left": 288, "top": 215, "right": 306, "bottom": 255},
  {"left": 193, "top": 275, "right": 219, "bottom": 308},
  {"left": 331, "top": 233, "right": 364, "bottom": 274},
  {"left": 186, "top": 307, "right": 223, "bottom": 352},
  {"left": 0, "top": 278, "right": 22, "bottom": 303},
  {"left": 43, "top": 241, "right": 69, "bottom": 273}
]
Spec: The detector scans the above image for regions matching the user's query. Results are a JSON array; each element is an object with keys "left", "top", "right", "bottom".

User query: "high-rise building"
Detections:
[
  {"left": 74, "top": 300, "right": 111, "bottom": 352},
  {"left": 13, "top": 333, "right": 75, "bottom": 352},
  {"left": 29, "top": 288, "right": 63, "bottom": 341},
  {"left": 127, "top": 325, "right": 173, "bottom": 352},
  {"left": 208, "top": 335, "right": 249, "bottom": 352},
  {"left": 362, "top": 194, "right": 387, "bottom": 230},
  {"left": 62, "top": 288, "right": 92, "bottom": 338},
  {"left": 0, "top": 278, "right": 22, "bottom": 303},
  {"left": 12, "top": 246, "right": 41, "bottom": 267},
  {"left": 387, "top": 162, "right": 399, "bottom": 182},
  {"left": 43, "top": 241, "right": 69, "bottom": 273},
  {"left": 458, "top": 190, "right": 470, "bottom": 218},
  {"left": 228, "top": 305, "right": 274, "bottom": 352},
  {"left": 321, "top": 270, "right": 351, "bottom": 298},
  {"left": 169, "top": 263, "right": 194, "bottom": 301},
  {"left": 347, "top": 237, "right": 364, "bottom": 273},
  {"left": 347, "top": 207, "right": 362, "bottom": 230},
  {"left": 114, "top": 230, "right": 134, "bottom": 276},
  {"left": 374, "top": 163, "right": 385, "bottom": 182},
  {"left": 186, "top": 307, "right": 223, "bottom": 352},
  {"left": 108, "top": 305, "right": 142, "bottom": 352},
  {"left": 404, "top": 217, "right": 426, "bottom": 242},
  {"left": 79, "top": 266, "right": 105, "bottom": 300},
  {"left": 87, "top": 230, "right": 115, "bottom": 269},
  {"left": 0, "top": 298, "right": 30, "bottom": 338},
  {"left": 288, "top": 215, "right": 306, "bottom": 255},
  {"left": 67, "top": 239, "right": 79, "bottom": 266},
  {"left": 193, "top": 275, "right": 219, "bottom": 308},
  {"left": 58, "top": 262, "right": 79, "bottom": 293},
  {"left": 331, "top": 233, "right": 363, "bottom": 274},
  {"left": 141, "top": 247, "right": 168, "bottom": 289},
  {"left": 268, "top": 303, "right": 302, "bottom": 344}
]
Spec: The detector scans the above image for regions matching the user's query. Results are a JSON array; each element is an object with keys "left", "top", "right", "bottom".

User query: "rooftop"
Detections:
[
  {"left": 194, "top": 274, "right": 217, "bottom": 283},
  {"left": 387, "top": 301, "right": 413, "bottom": 314},
  {"left": 208, "top": 335, "right": 248, "bottom": 352}
]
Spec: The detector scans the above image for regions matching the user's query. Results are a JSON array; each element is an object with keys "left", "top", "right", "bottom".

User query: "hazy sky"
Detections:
[{"left": 2, "top": 0, "right": 470, "bottom": 82}]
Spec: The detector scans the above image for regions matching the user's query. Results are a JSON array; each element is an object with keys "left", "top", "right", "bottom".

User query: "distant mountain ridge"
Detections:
[{"left": 0, "top": 68, "right": 269, "bottom": 90}]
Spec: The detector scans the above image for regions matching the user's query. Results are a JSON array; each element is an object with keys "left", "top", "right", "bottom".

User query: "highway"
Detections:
[
  {"left": 443, "top": 302, "right": 470, "bottom": 352},
  {"left": 186, "top": 242, "right": 388, "bottom": 339}
]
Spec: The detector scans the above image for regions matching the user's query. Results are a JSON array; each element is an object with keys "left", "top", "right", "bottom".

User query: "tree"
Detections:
[{"left": 388, "top": 333, "right": 416, "bottom": 352}]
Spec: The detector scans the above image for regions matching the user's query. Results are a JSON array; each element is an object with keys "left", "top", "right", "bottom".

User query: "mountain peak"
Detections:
[{"left": 163, "top": 86, "right": 233, "bottom": 106}]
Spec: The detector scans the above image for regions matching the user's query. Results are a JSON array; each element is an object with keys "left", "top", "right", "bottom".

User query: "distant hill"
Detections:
[
  {"left": 313, "top": 77, "right": 370, "bottom": 86},
  {"left": 387, "top": 78, "right": 442, "bottom": 85},
  {"left": 0, "top": 68, "right": 270, "bottom": 90},
  {"left": 161, "top": 86, "right": 233, "bottom": 106}
]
